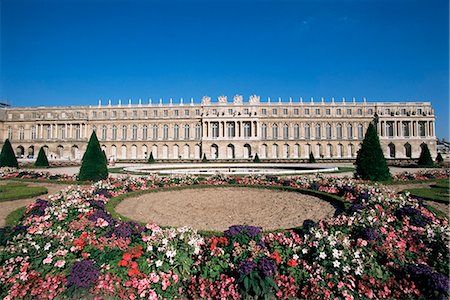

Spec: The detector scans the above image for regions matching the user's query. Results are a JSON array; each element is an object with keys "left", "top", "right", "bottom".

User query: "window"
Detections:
[
  {"left": 184, "top": 109, "right": 189, "bottom": 116},
  {"left": 93, "top": 111, "right": 97, "bottom": 118},
  {"left": 92, "top": 125, "right": 97, "bottom": 133},
  {"left": 211, "top": 122, "right": 219, "bottom": 138},
  {"left": 244, "top": 108, "right": 249, "bottom": 115},
  {"left": 315, "top": 124, "right": 321, "bottom": 139},
  {"left": 418, "top": 121, "right": 426, "bottom": 137},
  {"left": 272, "top": 124, "right": 278, "bottom": 139},
  {"left": 386, "top": 122, "right": 394, "bottom": 137},
  {"left": 152, "top": 125, "right": 158, "bottom": 140},
  {"left": 368, "top": 109, "right": 373, "bottom": 115},
  {"left": 244, "top": 123, "right": 251, "bottom": 138},
  {"left": 102, "top": 125, "right": 107, "bottom": 140},
  {"left": 195, "top": 124, "right": 201, "bottom": 139},
  {"left": 336, "top": 109, "right": 342, "bottom": 115},
  {"left": 326, "top": 109, "right": 331, "bottom": 115},
  {"left": 294, "top": 124, "right": 300, "bottom": 139},
  {"left": 357, "top": 109, "right": 362, "bottom": 115},
  {"left": 315, "top": 109, "right": 320, "bottom": 116},
  {"left": 7, "top": 127, "right": 13, "bottom": 140},
  {"left": 304, "top": 124, "right": 310, "bottom": 139},
  {"left": 336, "top": 124, "right": 343, "bottom": 139},
  {"left": 142, "top": 125, "right": 148, "bottom": 140},
  {"left": 19, "top": 126, "right": 24, "bottom": 140},
  {"left": 153, "top": 110, "right": 158, "bottom": 117},
  {"left": 228, "top": 109, "right": 234, "bottom": 115},
  {"left": 122, "top": 125, "right": 127, "bottom": 140},
  {"left": 174, "top": 124, "right": 179, "bottom": 139},
  {"left": 75, "top": 125, "right": 81, "bottom": 140},
  {"left": 283, "top": 108, "right": 288, "bottom": 115},
  {"left": 112, "top": 111, "right": 117, "bottom": 118},
  {"left": 60, "top": 126, "right": 66, "bottom": 139},
  {"left": 112, "top": 126, "right": 117, "bottom": 140},
  {"left": 272, "top": 109, "right": 278, "bottom": 115},
  {"left": 102, "top": 111, "right": 107, "bottom": 117},
  {"left": 401, "top": 122, "right": 409, "bottom": 137},
  {"left": 294, "top": 109, "right": 299, "bottom": 115},
  {"left": 31, "top": 126, "right": 37, "bottom": 140},
  {"left": 357, "top": 124, "right": 364, "bottom": 139},
  {"left": 227, "top": 123, "right": 235, "bottom": 138},
  {"left": 212, "top": 109, "right": 217, "bottom": 115},
  {"left": 174, "top": 110, "right": 179, "bottom": 116},
  {"left": 164, "top": 110, "right": 168, "bottom": 117},
  {"left": 46, "top": 125, "right": 51, "bottom": 139},
  {"left": 258, "top": 124, "right": 266, "bottom": 139},
  {"left": 347, "top": 124, "right": 353, "bottom": 139},
  {"left": 347, "top": 109, "right": 352, "bottom": 115},
  {"left": 304, "top": 108, "right": 310, "bottom": 115},
  {"left": 132, "top": 125, "right": 138, "bottom": 140},
  {"left": 133, "top": 110, "right": 137, "bottom": 118},
  {"left": 163, "top": 125, "right": 169, "bottom": 139},
  {"left": 417, "top": 108, "right": 423, "bottom": 115},
  {"left": 261, "top": 109, "right": 267, "bottom": 115},
  {"left": 184, "top": 125, "right": 190, "bottom": 139},
  {"left": 326, "top": 124, "right": 332, "bottom": 139},
  {"left": 195, "top": 109, "right": 200, "bottom": 116},
  {"left": 123, "top": 111, "right": 127, "bottom": 117},
  {"left": 283, "top": 124, "right": 289, "bottom": 139}
]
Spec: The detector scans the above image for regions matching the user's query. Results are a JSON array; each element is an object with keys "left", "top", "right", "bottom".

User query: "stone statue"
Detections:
[
  {"left": 249, "top": 95, "right": 260, "bottom": 104},
  {"left": 218, "top": 95, "right": 228, "bottom": 104},
  {"left": 201, "top": 96, "right": 211, "bottom": 105},
  {"left": 233, "top": 95, "right": 243, "bottom": 105}
]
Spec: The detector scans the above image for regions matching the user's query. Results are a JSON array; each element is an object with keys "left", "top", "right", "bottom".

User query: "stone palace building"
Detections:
[{"left": 0, "top": 95, "right": 437, "bottom": 162}]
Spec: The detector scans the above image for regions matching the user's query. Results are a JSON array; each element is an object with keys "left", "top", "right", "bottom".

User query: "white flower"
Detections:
[
  {"left": 166, "top": 249, "right": 177, "bottom": 258},
  {"left": 314, "top": 231, "right": 322, "bottom": 239},
  {"left": 343, "top": 265, "right": 351, "bottom": 273},
  {"left": 355, "top": 266, "right": 363, "bottom": 275},
  {"left": 293, "top": 254, "right": 299, "bottom": 260},
  {"left": 333, "top": 260, "right": 341, "bottom": 268},
  {"left": 155, "top": 260, "right": 163, "bottom": 267},
  {"left": 302, "top": 248, "right": 308, "bottom": 254},
  {"left": 332, "top": 249, "right": 342, "bottom": 259},
  {"left": 319, "top": 252, "right": 327, "bottom": 259},
  {"left": 354, "top": 251, "right": 360, "bottom": 259}
]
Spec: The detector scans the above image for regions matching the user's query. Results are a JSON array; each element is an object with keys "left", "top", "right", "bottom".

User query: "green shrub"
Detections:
[
  {"left": 308, "top": 152, "right": 316, "bottom": 163},
  {"left": 0, "top": 139, "right": 18, "bottom": 168},
  {"left": 78, "top": 131, "right": 108, "bottom": 181},
  {"left": 253, "top": 153, "right": 260, "bottom": 163},
  {"left": 34, "top": 147, "right": 49, "bottom": 167},
  {"left": 418, "top": 144, "right": 434, "bottom": 167},
  {"left": 202, "top": 153, "right": 208, "bottom": 163},
  {"left": 148, "top": 152, "right": 155, "bottom": 164},
  {"left": 435, "top": 153, "right": 444, "bottom": 164},
  {"left": 355, "top": 123, "right": 391, "bottom": 181}
]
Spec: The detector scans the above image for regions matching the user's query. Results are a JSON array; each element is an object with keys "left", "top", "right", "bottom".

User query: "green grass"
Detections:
[
  {"left": 0, "top": 182, "right": 48, "bottom": 202},
  {"left": 407, "top": 188, "right": 449, "bottom": 203},
  {"left": 0, "top": 177, "right": 90, "bottom": 185},
  {"left": 5, "top": 206, "right": 27, "bottom": 226}
]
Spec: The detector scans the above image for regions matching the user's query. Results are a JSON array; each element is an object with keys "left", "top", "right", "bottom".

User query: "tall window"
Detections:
[
  {"left": 152, "top": 125, "right": 158, "bottom": 140},
  {"left": 211, "top": 122, "right": 219, "bottom": 138},
  {"left": 18, "top": 126, "right": 24, "bottom": 140},
  {"left": 304, "top": 124, "right": 310, "bottom": 139},
  {"left": 386, "top": 122, "right": 394, "bottom": 137},
  {"left": 272, "top": 124, "right": 278, "bottom": 139},
  {"left": 244, "top": 123, "right": 251, "bottom": 138},
  {"left": 336, "top": 124, "right": 342, "bottom": 139},
  {"left": 357, "top": 124, "right": 364, "bottom": 139},
  {"left": 293, "top": 124, "right": 299, "bottom": 139},
  {"left": 184, "top": 125, "right": 190, "bottom": 140},
  {"left": 163, "top": 125, "right": 169, "bottom": 140},
  {"left": 60, "top": 126, "right": 66, "bottom": 139},
  {"left": 347, "top": 124, "right": 353, "bottom": 139},
  {"left": 7, "top": 127, "right": 13, "bottom": 140},
  {"left": 31, "top": 126, "right": 37, "bottom": 140},
  {"left": 174, "top": 124, "right": 179, "bottom": 140},
  {"left": 195, "top": 124, "right": 201, "bottom": 139},
  {"left": 401, "top": 122, "right": 409, "bottom": 137},
  {"left": 227, "top": 123, "right": 235, "bottom": 138},
  {"left": 315, "top": 124, "right": 321, "bottom": 139},
  {"left": 46, "top": 125, "right": 51, "bottom": 139},
  {"left": 142, "top": 125, "right": 148, "bottom": 140},
  {"left": 261, "top": 124, "right": 267, "bottom": 139},
  {"left": 75, "top": 125, "right": 80, "bottom": 140},
  {"left": 283, "top": 124, "right": 289, "bottom": 139},
  {"left": 122, "top": 125, "right": 127, "bottom": 140},
  {"left": 132, "top": 125, "right": 138, "bottom": 140},
  {"left": 112, "top": 125, "right": 117, "bottom": 140},
  {"left": 325, "top": 124, "right": 332, "bottom": 139},
  {"left": 102, "top": 125, "right": 107, "bottom": 140}
]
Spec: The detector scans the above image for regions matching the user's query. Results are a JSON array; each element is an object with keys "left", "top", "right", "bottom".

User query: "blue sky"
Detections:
[{"left": 1, "top": 0, "right": 449, "bottom": 139}]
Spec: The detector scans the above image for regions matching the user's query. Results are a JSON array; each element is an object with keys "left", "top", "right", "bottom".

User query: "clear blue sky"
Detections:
[{"left": 1, "top": 0, "right": 448, "bottom": 139}]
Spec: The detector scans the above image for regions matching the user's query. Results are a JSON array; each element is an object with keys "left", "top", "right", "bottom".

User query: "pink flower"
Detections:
[
  {"left": 54, "top": 260, "right": 66, "bottom": 268},
  {"left": 43, "top": 257, "right": 52, "bottom": 264}
]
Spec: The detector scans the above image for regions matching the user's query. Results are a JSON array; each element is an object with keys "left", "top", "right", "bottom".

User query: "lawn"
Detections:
[
  {"left": 0, "top": 182, "right": 48, "bottom": 202},
  {"left": 406, "top": 179, "right": 449, "bottom": 203}
]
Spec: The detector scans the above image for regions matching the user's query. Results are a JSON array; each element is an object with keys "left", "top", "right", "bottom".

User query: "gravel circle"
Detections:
[{"left": 115, "top": 187, "right": 336, "bottom": 231}]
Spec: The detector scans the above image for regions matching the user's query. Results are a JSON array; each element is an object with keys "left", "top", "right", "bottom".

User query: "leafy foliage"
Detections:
[
  {"left": 35, "top": 147, "right": 50, "bottom": 167},
  {"left": 418, "top": 144, "right": 434, "bottom": 167},
  {"left": 202, "top": 153, "right": 208, "bottom": 163},
  {"left": 147, "top": 152, "right": 155, "bottom": 164},
  {"left": 436, "top": 153, "right": 444, "bottom": 164},
  {"left": 253, "top": 153, "right": 260, "bottom": 163},
  {"left": 355, "top": 123, "right": 391, "bottom": 181},
  {"left": 0, "top": 139, "right": 18, "bottom": 168},
  {"left": 78, "top": 131, "right": 108, "bottom": 181},
  {"left": 308, "top": 152, "right": 316, "bottom": 163}
]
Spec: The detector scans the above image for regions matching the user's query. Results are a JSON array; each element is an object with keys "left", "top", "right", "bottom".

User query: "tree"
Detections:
[
  {"left": 308, "top": 152, "right": 316, "bottom": 163},
  {"left": 0, "top": 139, "right": 19, "bottom": 168},
  {"left": 253, "top": 153, "right": 260, "bottom": 163},
  {"left": 355, "top": 123, "right": 391, "bottom": 181},
  {"left": 35, "top": 147, "right": 49, "bottom": 167},
  {"left": 78, "top": 131, "right": 108, "bottom": 181},
  {"left": 417, "top": 144, "right": 434, "bottom": 167},
  {"left": 148, "top": 152, "right": 155, "bottom": 164},
  {"left": 436, "top": 152, "right": 444, "bottom": 165}
]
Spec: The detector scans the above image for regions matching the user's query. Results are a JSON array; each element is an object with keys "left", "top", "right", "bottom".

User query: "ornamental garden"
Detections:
[{"left": 0, "top": 129, "right": 449, "bottom": 299}]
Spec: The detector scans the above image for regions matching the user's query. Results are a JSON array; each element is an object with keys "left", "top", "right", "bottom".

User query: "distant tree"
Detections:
[
  {"left": 202, "top": 153, "right": 208, "bottom": 163},
  {"left": 436, "top": 152, "right": 444, "bottom": 164},
  {"left": 253, "top": 153, "right": 260, "bottom": 163},
  {"left": 148, "top": 152, "right": 155, "bottom": 164},
  {"left": 34, "top": 147, "right": 49, "bottom": 167},
  {"left": 78, "top": 131, "right": 108, "bottom": 181},
  {"left": 355, "top": 123, "right": 391, "bottom": 181},
  {"left": 417, "top": 144, "right": 434, "bottom": 167},
  {"left": 308, "top": 152, "right": 316, "bottom": 163},
  {"left": 0, "top": 139, "right": 19, "bottom": 168}
]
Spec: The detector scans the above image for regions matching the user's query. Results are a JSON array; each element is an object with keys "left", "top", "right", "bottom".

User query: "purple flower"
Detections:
[
  {"left": 395, "top": 206, "right": 431, "bottom": 227},
  {"left": 106, "top": 221, "right": 145, "bottom": 239},
  {"left": 87, "top": 200, "right": 105, "bottom": 210},
  {"left": 352, "top": 227, "right": 380, "bottom": 241},
  {"left": 224, "top": 225, "right": 262, "bottom": 238},
  {"left": 88, "top": 209, "right": 114, "bottom": 226},
  {"left": 238, "top": 260, "right": 257, "bottom": 276},
  {"left": 258, "top": 257, "right": 277, "bottom": 277},
  {"left": 67, "top": 260, "right": 99, "bottom": 288},
  {"left": 358, "top": 191, "right": 370, "bottom": 201},
  {"left": 29, "top": 199, "right": 49, "bottom": 216},
  {"left": 349, "top": 203, "right": 365, "bottom": 213},
  {"left": 406, "top": 264, "right": 449, "bottom": 299},
  {"left": 95, "top": 189, "right": 112, "bottom": 198}
]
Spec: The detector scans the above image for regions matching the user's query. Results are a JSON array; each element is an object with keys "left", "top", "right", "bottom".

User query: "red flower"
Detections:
[
  {"left": 270, "top": 252, "right": 282, "bottom": 264},
  {"left": 287, "top": 259, "right": 297, "bottom": 267},
  {"left": 118, "top": 259, "right": 128, "bottom": 267},
  {"left": 127, "top": 267, "right": 140, "bottom": 277},
  {"left": 122, "top": 252, "right": 132, "bottom": 262}
]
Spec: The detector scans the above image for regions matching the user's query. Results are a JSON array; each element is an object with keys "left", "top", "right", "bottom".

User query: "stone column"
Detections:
[{"left": 70, "top": 124, "right": 73, "bottom": 139}]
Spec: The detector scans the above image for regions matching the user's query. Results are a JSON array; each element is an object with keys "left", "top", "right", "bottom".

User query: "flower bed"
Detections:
[{"left": 0, "top": 168, "right": 449, "bottom": 299}]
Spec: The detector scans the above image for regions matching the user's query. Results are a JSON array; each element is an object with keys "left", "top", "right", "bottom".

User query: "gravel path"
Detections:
[{"left": 116, "top": 187, "right": 336, "bottom": 231}]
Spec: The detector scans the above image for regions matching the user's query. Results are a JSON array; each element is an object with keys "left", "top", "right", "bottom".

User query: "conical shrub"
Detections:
[
  {"left": 436, "top": 153, "right": 444, "bottom": 164},
  {"left": 418, "top": 144, "right": 434, "bottom": 167},
  {"left": 308, "top": 152, "right": 316, "bottom": 163},
  {"left": 253, "top": 153, "right": 260, "bottom": 163},
  {"left": 148, "top": 152, "right": 155, "bottom": 164},
  {"left": 0, "top": 139, "right": 19, "bottom": 168},
  {"left": 355, "top": 123, "right": 391, "bottom": 181},
  {"left": 78, "top": 131, "right": 108, "bottom": 181},
  {"left": 35, "top": 147, "right": 49, "bottom": 167}
]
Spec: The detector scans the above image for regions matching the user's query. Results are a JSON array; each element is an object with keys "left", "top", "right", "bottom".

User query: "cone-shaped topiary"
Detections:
[
  {"left": 417, "top": 144, "right": 434, "bottom": 167},
  {"left": 202, "top": 153, "right": 208, "bottom": 163},
  {"left": 148, "top": 152, "right": 155, "bottom": 164},
  {"left": 0, "top": 139, "right": 19, "bottom": 168},
  {"left": 436, "top": 152, "right": 444, "bottom": 164},
  {"left": 355, "top": 123, "right": 391, "bottom": 181},
  {"left": 308, "top": 152, "right": 316, "bottom": 163},
  {"left": 35, "top": 147, "right": 49, "bottom": 167},
  {"left": 78, "top": 131, "right": 108, "bottom": 181},
  {"left": 253, "top": 153, "right": 260, "bottom": 163}
]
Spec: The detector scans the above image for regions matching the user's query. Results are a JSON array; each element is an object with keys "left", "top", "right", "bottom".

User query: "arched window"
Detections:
[
  {"left": 211, "top": 122, "right": 219, "bottom": 138},
  {"left": 31, "top": 126, "right": 37, "bottom": 140},
  {"left": 357, "top": 124, "right": 364, "bottom": 139},
  {"left": 174, "top": 124, "right": 179, "bottom": 140},
  {"left": 132, "top": 125, "right": 138, "bottom": 140},
  {"left": 304, "top": 124, "right": 311, "bottom": 139},
  {"left": 101, "top": 125, "right": 107, "bottom": 140},
  {"left": 272, "top": 124, "right": 278, "bottom": 139},
  {"left": 293, "top": 124, "right": 300, "bottom": 139},
  {"left": 315, "top": 124, "right": 321, "bottom": 139},
  {"left": 163, "top": 125, "right": 169, "bottom": 140},
  {"left": 121, "top": 125, "right": 127, "bottom": 140},
  {"left": 195, "top": 124, "right": 201, "bottom": 139},
  {"left": 388, "top": 143, "right": 396, "bottom": 158},
  {"left": 244, "top": 123, "right": 251, "bottom": 138},
  {"left": 336, "top": 124, "right": 343, "bottom": 139},
  {"left": 283, "top": 124, "right": 289, "bottom": 139},
  {"left": 184, "top": 125, "right": 190, "bottom": 140},
  {"left": 152, "top": 125, "right": 158, "bottom": 140},
  {"left": 347, "top": 124, "right": 353, "bottom": 139},
  {"left": 112, "top": 125, "right": 117, "bottom": 140},
  {"left": 142, "top": 125, "right": 148, "bottom": 140},
  {"left": 19, "top": 126, "right": 24, "bottom": 140},
  {"left": 261, "top": 124, "right": 267, "bottom": 139},
  {"left": 325, "top": 123, "right": 332, "bottom": 139},
  {"left": 227, "top": 122, "right": 235, "bottom": 138},
  {"left": 404, "top": 143, "right": 412, "bottom": 158}
]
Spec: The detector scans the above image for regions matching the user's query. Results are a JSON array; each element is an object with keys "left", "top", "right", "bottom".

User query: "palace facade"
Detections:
[{"left": 0, "top": 95, "right": 437, "bottom": 161}]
